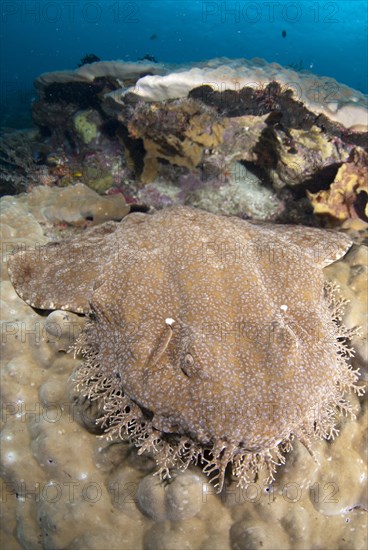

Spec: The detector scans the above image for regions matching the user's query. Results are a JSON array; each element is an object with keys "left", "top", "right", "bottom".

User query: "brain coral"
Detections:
[{"left": 7, "top": 206, "right": 364, "bottom": 491}]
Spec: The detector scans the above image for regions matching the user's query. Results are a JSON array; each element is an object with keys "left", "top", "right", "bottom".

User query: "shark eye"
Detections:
[
  {"left": 185, "top": 353, "right": 194, "bottom": 366},
  {"left": 181, "top": 353, "right": 195, "bottom": 377}
]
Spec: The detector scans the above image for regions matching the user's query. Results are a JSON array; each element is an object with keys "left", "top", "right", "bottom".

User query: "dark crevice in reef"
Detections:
[
  {"left": 188, "top": 82, "right": 317, "bottom": 129},
  {"left": 354, "top": 190, "right": 368, "bottom": 222},
  {"left": 116, "top": 124, "right": 146, "bottom": 177},
  {"left": 101, "top": 119, "right": 121, "bottom": 138},
  {"left": 300, "top": 163, "right": 342, "bottom": 193},
  {"left": 42, "top": 81, "right": 107, "bottom": 109},
  {"left": 315, "top": 113, "right": 368, "bottom": 149},
  {"left": 253, "top": 126, "right": 280, "bottom": 169},
  {"left": 129, "top": 203, "right": 150, "bottom": 213},
  {"left": 188, "top": 82, "right": 368, "bottom": 149}
]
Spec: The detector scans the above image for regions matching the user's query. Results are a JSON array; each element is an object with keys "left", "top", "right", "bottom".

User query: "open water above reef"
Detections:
[{"left": 1, "top": 0, "right": 367, "bottom": 128}]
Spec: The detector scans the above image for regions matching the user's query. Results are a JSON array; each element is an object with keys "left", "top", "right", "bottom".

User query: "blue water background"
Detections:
[{"left": 1, "top": 0, "right": 367, "bottom": 128}]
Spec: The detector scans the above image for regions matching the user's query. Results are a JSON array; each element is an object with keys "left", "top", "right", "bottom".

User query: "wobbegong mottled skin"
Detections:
[{"left": 7, "top": 206, "right": 364, "bottom": 491}]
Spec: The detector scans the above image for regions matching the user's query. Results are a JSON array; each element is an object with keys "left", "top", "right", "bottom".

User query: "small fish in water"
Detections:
[
  {"left": 138, "top": 53, "right": 158, "bottom": 63},
  {"left": 282, "top": 30, "right": 287, "bottom": 38},
  {"left": 46, "top": 152, "right": 64, "bottom": 167},
  {"left": 150, "top": 33, "right": 158, "bottom": 40},
  {"left": 78, "top": 54, "right": 101, "bottom": 67},
  {"left": 33, "top": 149, "right": 45, "bottom": 164}
]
